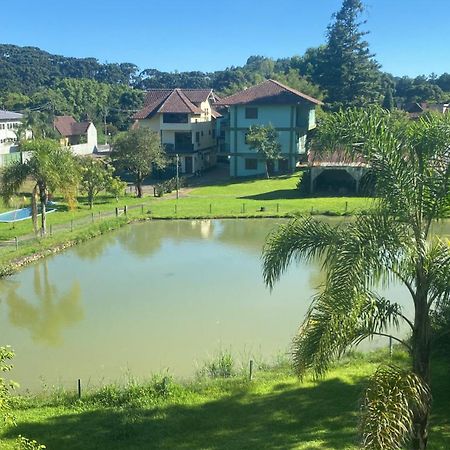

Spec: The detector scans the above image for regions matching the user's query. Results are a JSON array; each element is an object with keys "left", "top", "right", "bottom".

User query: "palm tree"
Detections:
[
  {"left": 262, "top": 107, "right": 450, "bottom": 450},
  {"left": 1, "top": 138, "right": 80, "bottom": 235}
]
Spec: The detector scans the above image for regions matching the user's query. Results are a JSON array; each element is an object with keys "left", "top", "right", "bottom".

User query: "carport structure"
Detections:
[{"left": 308, "top": 150, "right": 369, "bottom": 195}]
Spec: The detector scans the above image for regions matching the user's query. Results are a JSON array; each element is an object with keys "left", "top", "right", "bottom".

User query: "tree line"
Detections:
[{"left": 2, "top": 0, "right": 450, "bottom": 138}]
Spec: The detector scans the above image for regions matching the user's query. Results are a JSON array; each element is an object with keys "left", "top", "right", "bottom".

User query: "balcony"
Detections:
[{"left": 163, "top": 143, "right": 195, "bottom": 154}]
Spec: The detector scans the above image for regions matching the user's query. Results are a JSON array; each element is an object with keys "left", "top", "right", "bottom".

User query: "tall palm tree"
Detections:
[
  {"left": 263, "top": 108, "right": 450, "bottom": 450},
  {"left": 1, "top": 139, "right": 79, "bottom": 235}
]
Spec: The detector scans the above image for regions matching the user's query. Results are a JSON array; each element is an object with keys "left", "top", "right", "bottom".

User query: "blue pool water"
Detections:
[{"left": 0, "top": 206, "right": 56, "bottom": 223}]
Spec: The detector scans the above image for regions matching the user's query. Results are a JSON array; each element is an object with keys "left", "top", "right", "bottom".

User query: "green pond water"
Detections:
[{"left": 1, "top": 218, "right": 449, "bottom": 392}]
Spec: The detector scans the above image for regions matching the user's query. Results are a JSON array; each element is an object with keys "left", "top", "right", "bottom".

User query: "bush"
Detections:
[
  {"left": 15, "top": 436, "right": 46, "bottom": 450},
  {"left": 198, "top": 351, "right": 234, "bottom": 378},
  {"left": 154, "top": 177, "right": 187, "bottom": 197},
  {"left": 0, "top": 346, "right": 17, "bottom": 428},
  {"left": 296, "top": 170, "right": 311, "bottom": 195}
]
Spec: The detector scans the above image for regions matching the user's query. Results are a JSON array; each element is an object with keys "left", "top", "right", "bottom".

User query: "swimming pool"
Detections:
[{"left": 0, "top": 206, "right": 56, "bottom": 223}]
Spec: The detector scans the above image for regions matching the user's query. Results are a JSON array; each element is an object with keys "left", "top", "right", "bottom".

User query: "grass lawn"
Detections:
[
  {"left": 1, "top": 351, "right": 449, "bottom": 449},
  {"left": 149, "top": 174, "right": 372, "bottom": 219}
]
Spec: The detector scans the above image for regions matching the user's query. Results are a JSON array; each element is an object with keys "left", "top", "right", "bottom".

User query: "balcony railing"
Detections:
[{"left": 163, "top": 143, "right": 194, "bottom": 154}]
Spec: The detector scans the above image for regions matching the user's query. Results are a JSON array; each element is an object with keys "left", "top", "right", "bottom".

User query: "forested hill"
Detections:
[
  {"left": 2, "top": 43, "right": 450, "bottom": 109},
  {"left": 1, "top": 0, "right": 450, "bottom": 137},
  {"left": 0, "top": 44, "right": 138, "bottom": 93}
]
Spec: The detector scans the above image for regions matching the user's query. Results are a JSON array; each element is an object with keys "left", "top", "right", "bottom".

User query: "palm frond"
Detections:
[
  {"left": 292, "top": 289, "right": 406, "bottom": 378},
  {"left": 262, "top": 217, "right": 343, "bottom": 289},
  {"left": 1, "top": 161, "right": 30, "bottom": 205},
  {"left": 425, "top": 237, "right": 450, "bottom": 307},
  {"left": 361, "top": 365, "right": 431, "bottom": 450}
]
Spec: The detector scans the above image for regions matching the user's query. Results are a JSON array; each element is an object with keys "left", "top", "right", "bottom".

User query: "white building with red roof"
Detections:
[
  {"left": 53, "top": 115, "right": 98, "bottom": 155},
  {"left": 132, "top": 88, "right": 221, "bottom": 174}
]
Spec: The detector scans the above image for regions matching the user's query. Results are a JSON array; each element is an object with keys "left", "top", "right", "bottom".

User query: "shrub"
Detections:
[
  {"left": 0, "top": 346, "right": 17, "bottom": 428},
  {"left": 199, "top": 351, "right": 234, "bottom": 378},
  {"left": 296, "top": 170, "right": 311, "bottom": 195},
  {"left": 15, "top": 436, "right": 46, "bottom": 450}
]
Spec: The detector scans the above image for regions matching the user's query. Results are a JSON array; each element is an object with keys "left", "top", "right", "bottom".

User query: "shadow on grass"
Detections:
[
  {"left": 4, "top": 378, "right": 364, "bottom": 450},
  {"left": 238, "top": 189, "right": 303, "bottom": 201}
]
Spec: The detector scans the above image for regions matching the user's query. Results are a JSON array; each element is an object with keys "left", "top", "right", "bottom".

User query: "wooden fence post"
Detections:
[
  {"left": 249, "top": 360, "right": 254, "bottom": 381},
  {"left": 14, "top": 237, "right": 18, "bottom": 251}
]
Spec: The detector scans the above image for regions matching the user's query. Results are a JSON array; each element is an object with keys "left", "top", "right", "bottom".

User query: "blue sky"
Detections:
[{"left": 1, "top": 0, "right": 449, "bottom": 77}]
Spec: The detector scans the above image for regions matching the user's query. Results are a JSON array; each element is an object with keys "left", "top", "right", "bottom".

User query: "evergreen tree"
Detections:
[
  {"left": 318, "top": 0, "right": 382, "bottom": 109},
  {"left": 382, "top": 86, "right": 395, "bottom": 110}
]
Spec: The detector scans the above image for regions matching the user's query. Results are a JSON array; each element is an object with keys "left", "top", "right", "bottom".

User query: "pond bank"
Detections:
[{"left": 2, "top": 350, "right": 449, "bottom": 450}]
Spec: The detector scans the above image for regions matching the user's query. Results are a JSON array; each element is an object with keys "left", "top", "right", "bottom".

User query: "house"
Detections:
[
  {"left": 406, "top": 102, "right": 450, "bottom": 119},
  {"left": 54, "top": 116, "right": 98, "bottom": 155},
  {"left": 0, "top": 110, "right": 32, "bottom": 166},
  {"left": 132, "top": 88, "right": 221, "bottom": 174},
  {"left": 218, "top": 79, "right": 322, "bottom": 177}
]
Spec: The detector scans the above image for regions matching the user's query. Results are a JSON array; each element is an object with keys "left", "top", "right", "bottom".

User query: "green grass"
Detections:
[
  {"left": 149, "top": 174, "right": 371, "bottom": 219},
  {"left": 1, "top": 351, "right": 449, "bottom": 449}
]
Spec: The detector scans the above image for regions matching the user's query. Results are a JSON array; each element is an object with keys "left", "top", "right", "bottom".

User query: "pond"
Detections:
[{"left": 1, "top": 218, "right": 449, "bottom": 391}]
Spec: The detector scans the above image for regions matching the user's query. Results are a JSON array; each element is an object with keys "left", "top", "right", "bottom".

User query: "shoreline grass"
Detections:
[{"left": 1, "top": 350, "right": 449, "bottom": 449}]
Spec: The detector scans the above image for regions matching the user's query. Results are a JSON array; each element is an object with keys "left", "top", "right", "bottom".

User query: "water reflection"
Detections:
[
  {"left": 73, "top": 232, "right": 115, "bottom": 260},
  {"left": 2, "top": 263, "right": 83, "bottom": 346},
  {"left": 117, "top": 220, "right": 216, "bottom": 258},
  {"left": 217, "top": 219, "right": 282, "bottom": 252}
]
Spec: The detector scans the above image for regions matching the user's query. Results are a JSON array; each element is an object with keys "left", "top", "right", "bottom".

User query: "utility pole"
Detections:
[
  {"left": 104, "top": 109, "right": 108, "bottom": 145},
  {"left": 176, "top": 153, "right": 180, "bottom": 200}
]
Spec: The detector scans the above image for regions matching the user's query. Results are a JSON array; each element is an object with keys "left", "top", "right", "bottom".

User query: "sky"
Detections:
[{"left": 1, "top": 0, "right": 449, "bottom": 77}]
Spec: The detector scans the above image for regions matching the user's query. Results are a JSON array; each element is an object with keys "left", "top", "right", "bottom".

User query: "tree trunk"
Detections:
[
  {"left": 136, "top": 180, "right": 143, "bottom": 198},
  {"left": 31, "top": 185, "right": 38, "bottom": 235},
  {"left": 265, "top": 161, "right": 270, "bottom": 179},
  {"left": 411, "top": 294, "right": 431, "bottom": 450},
  {"left": 39, "top": 186, "right": 47, "bottom": 236}
]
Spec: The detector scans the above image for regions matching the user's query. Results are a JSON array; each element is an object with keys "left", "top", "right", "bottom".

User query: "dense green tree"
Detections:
[
  {"left": 382, "top": 86, "right": 395, "bottom": 110},
  {"left": 78, "top": 157, "right": 124, "bottom": 208},
  {"left": 263, "top": 108, "right": 450, "bottom": 449},
  {"left": 1, "top": 139, "right": 80, "bottom": 234},
  {"left": 111, "top": 128, "right": 166, "bottom": 198},
  {"left": 272, "top": 69, "right": 323, "bottom": 100},
  {"left": 246, "top": 125, "right": 281, "bottom": 178},
  {"left": 317, "top": 0, "right": 382, "bottom": 109}
]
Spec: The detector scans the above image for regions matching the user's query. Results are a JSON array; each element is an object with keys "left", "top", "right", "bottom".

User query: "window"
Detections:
[
  {"left": 201, "top": 131, "right": 204, "bottom": 136},
  {"left": 245, "top": 107, "right": 258, "bottom": 119},
  {"left": 245, "top": 158, "right": 258, "bottom": 170},
  {"left": 163, "top": 113, "right": 188, "bottom": 123},
  {"left": 195, "top": 132, "right": 200, "bottom": 143}
]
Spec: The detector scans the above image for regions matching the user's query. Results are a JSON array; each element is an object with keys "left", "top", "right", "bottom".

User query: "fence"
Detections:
[{"left": 0, "top": 202, "right": 151, "bottom": 257}]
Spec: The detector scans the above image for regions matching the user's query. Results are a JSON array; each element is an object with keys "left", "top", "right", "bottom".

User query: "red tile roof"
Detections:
[
  {"left": 133, "top": 88, "right": 216, "bottom": 120},
  {"left": 219, "top": 79, "right": 323, "bottom": 106},
  {"left": 158, "top": 90, "right": 202, "bottom": 114},
  {"left": 211, "top": 108, "right": 222, "bottom": 119},
  {"left": 54, "top": 116, "right": 91, "bottom": 137}
]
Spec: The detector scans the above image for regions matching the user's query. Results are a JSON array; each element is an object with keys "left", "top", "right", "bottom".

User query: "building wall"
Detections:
[
  {"left": 228, "top": 103, "right": 315, "bottom": 177},
  {"left": 0, "top": 119, "right": 21, "bottom": 155}
]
